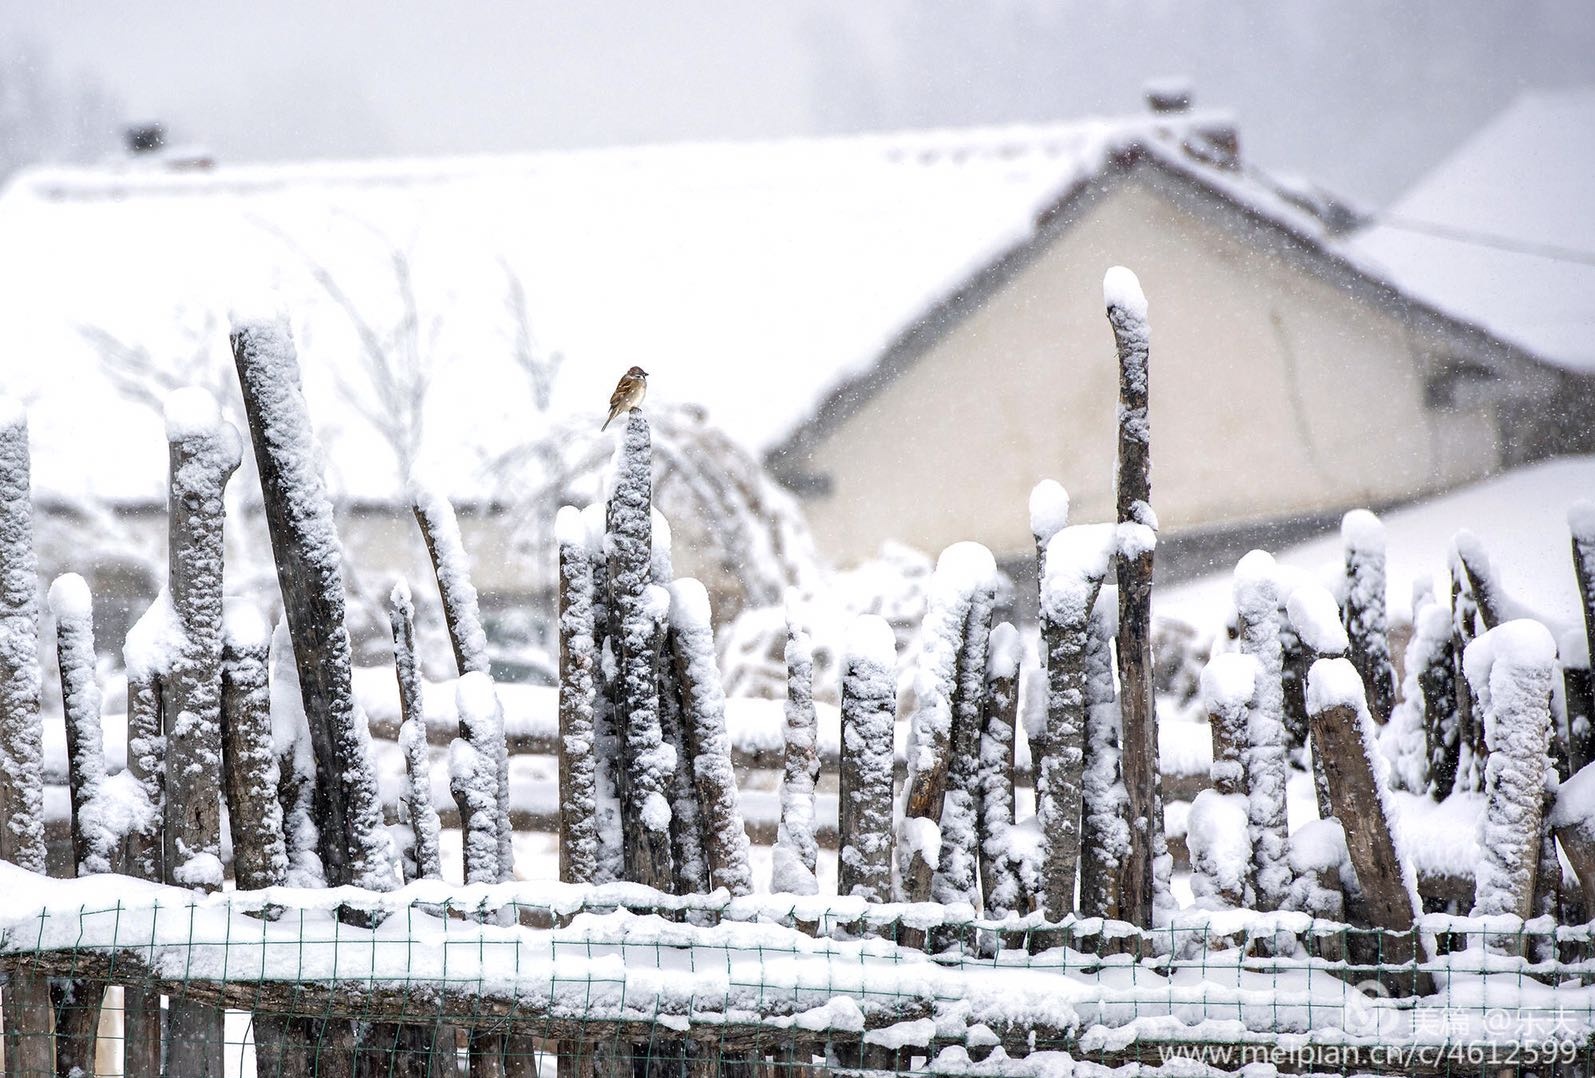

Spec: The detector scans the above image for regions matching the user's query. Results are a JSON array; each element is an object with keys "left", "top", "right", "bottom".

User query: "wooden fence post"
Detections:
[
  {"left": 0, "top": 402, "right": 53, "bottom": 1078},
  {"left": 48, "top": 574, "right": 112, "bottom": 1077},
  {"left": 1235, "top": 551, "right": 1293, "bottom": 912},
  {"left": 977, "top": 623, "right": 1023, "bottom": 918},
  {"left": 1306, "top": 658, "right": 1431, "bottom": 994},
  {"left": 233, "top": 317, "right": 397, "bottom": 897},
  {"left": 772, "top": 610, "right": 820, "bottom": 895},
  {"left": 1104, "top": 267, "right": 1163, "bottom": 928},
  {"left": 1036, "top": 524, "right": 1114, "bottom": 924},
  {"left": 161, "top": 389, "right": 242, "bottom": 1078},
  {"left": 837, "top": 616, "right": 896, "bottom": 905},
  {"left": 1465, "top": 621, "right": 1558, "bottom": 955}
]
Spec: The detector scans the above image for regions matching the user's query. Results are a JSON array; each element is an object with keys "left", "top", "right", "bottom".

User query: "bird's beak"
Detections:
[{"left": 640, "top": 369, "right": 650, "bottom": 377}]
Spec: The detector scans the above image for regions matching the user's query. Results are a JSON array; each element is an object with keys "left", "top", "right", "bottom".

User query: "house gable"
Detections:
[{"left": 780, "top": 169, "right": 1509, "bottom": 566}]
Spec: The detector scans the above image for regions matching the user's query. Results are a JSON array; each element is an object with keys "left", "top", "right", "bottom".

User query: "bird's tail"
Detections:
[{"left": 601, "top": 409, "right": 615, "bottom": 432}]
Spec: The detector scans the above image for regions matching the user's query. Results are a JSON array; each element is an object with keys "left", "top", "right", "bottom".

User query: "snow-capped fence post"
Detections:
[
  {"left": 121, "top": 600, "right": 169, "bottom": 1078},
  {"left": 1466, "top": 621, "right": 1558, "bottom": 954},
  {"left": 773, "top": 610, "right": 820, "bottom": 896},
  {"left": 1306, "top": 658, "right": 1430, "bottom": 993},
  {"left": 1104, "top": 267, "right": 1163, "bottom": 929},
  {"left": 160, "top": 388, "right": 242, "bottom": 1078},
  {"left": 0, "top": 404, "right": 54, "bottom": 1078},
  {"left": 1235, "top": 552, "right": 1294, "bottom": 913},
  {"left": 605, "top": 410, "right": 675, "bottom": 890},
  {"left": 933, "top": 551, "right": 998, "bottom": 936},
  {"left": 977, "top": 622, "right": 1022, "bottom": 919},
  {"left": 390, "top": 580, "right": 443, "bottom": 882},
  {"left": 670, "top": 579, "right": 753, "bottom": 897},
  {"left": 1286, "top": 582, "right": 1349, "bottom": 818},
  {"left": 1079, "top": 594, "right": 1130, "bottom": 922},
  {"left": 220, "top": 604, "right": 326, "bottom": 1078},
  {"left": 1554, "top": 761, "right": 1595, "bottom": 916},
  {"left": 233, "top": 316, "right": 397, "bottom": 900},
  {"left": 452, "top": 672, "right": 506, "bottom": 887},
  {"left": 1190, "top": 653, "right": 1258, "bottom": 909},
  {"left": 838, "top": 615, "right": 896, "bottom": 905},
  {"left": 555, "top": 507, "right": 601, "bottom": 889},
  {"left": 1408, "top": 602, "right": 1461, "bottom": 801},
  {"left": 1453, "top": 530, "right": 1506, "bottom": 633},
  {"left": 413, "top": 483, "right": 513, "bottom": 885},
  {"left": 1026, "top": 481, "right": 1069, "bottom": 789},
  {"left": 1036, "top": 524, "right": 1114, "bottom": 927},
  {"left": 1342, "top": 511, "right": 1396, "bottom": 724},
  {"left": 897, "top": 542, "right": 996, "bottom": 921},
  {"left": 658, "top": 598, "right": 709, "bottom": 897},
  {"left": 1449, "top": 557, "right": 1485, "bottom": 794},
  {"left": 220, "top": 605, "right": 289, "bottom": 892},
  {"left": 47, "top": 574, "right": 109, "bottom": 1078}
]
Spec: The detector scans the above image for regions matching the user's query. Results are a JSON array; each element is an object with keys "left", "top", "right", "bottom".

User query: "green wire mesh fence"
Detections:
[{"left": 3, "top": 875, "right": 1594, "bottom": 1077}]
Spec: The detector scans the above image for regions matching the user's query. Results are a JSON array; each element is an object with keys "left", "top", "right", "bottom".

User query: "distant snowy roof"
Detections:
[
  {"left": 0, "top": 108, "right": 1527, "bottom": 506},
  {"left": 1349, "top": 88, "right": 1595, "bottom": 374}
]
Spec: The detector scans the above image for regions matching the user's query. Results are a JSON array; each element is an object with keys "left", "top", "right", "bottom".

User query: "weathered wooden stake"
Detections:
[
  {"left": 233, "top": 317, "right": 396, "bottom": 896},
  {"left": 1104, "top": 267, "right": 1163, "bottom": 929},
  {"left": 49, "top": 575, "right": 111, "bottom": 1078},
  {"left": 1306, "top": 658, "right": 1430, "bottom": 994},
  {"left": 0, "top": 403, "right": 54, "bottom": 1078},
  {"left": 837, "top": 616, "right": 896, "bottom": 904},
  {"left": 977, "top": 623, "right": 1022, "bottom": 918},
  {"left": 1036, "top": 524, "right": 1114, "bottom": 923},
  {"left": 161, "top": 389, "right": 241, "bottom": 1078}
]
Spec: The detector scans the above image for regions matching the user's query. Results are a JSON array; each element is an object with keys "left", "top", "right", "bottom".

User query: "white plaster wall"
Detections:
[{"left": 797, "top": 181, "right": 1501, "bottom": 565}]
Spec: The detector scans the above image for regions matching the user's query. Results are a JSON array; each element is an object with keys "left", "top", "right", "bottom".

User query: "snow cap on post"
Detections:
[
  {"left": 1305, "top": 656, "right": 1367, "bottom": 717},
  {"left": 1103, "top": 265, "right": 1148, "bottom": 320},
  {"left": 1200, "top": 652, "right": 1259, "bottom": 713},
  {"left": 1042, "top": 523, "right": 1117, "bottom": 625},
  {"left": 46, "top": 572, "right": 93, "bottom": 623},
  {"left": 555, "top": 504, "right": 586, "bottom": 548},
  {"left": 987, "top": 621, "right": 1021, "bottom": 681},
  {"left": 846, "top": 613, "right": 897, "bottom": 671},
  {"left": 1341, "top": 508, "right": 1386, "bottom": 554},
  {"left": 1028, "top": 480, "right": 1070, "bottom": 548},
  {"left": 667, "top": 577, "right": 711, "bottom": 632},
  {"left": 1462, "top": 618, "right": 1558, "bottom": 709},
  {"left": 1287, "top": 582, "right": 1349, "bottom": 657},
  {"left": 1233, "top": 549, "right": 1281, "bottom": 618}
]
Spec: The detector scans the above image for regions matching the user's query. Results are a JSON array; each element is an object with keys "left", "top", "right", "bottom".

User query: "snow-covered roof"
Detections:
[
  {"left": 1348, "top": 88, "right": 1595, "bottom": 374},
  {"left": 0, "top": 108, "right": 1534, "bottom": 506}
]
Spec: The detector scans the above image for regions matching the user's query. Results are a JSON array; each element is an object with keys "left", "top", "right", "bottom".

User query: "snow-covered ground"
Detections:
[{"left": 1154, "top": 455, "right": 1595, "bottom": 659}]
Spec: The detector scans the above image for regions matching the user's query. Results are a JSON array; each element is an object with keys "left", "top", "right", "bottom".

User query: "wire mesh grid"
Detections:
[{"left": 3, "top": 886, "right": 1594, "bottom": 1077}]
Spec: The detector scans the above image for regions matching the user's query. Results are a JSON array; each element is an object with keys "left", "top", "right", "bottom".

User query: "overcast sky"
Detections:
[{"left": 4, "top": 1, "right": 1593, "bottom": 204}]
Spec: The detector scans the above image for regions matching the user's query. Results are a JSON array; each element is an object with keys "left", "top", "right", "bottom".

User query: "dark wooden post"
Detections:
[
  {"left": 48, "top": 574, "right": 111, "bottom": 1077},
  {"left": 1570, "top": 503, "right": 1595, "bottom": 774},
  {"left": 1036, "top": 524, "right": 1114, "bottom": 922},
  {"left": 1467, "top": 621, "right": 1558, "bottom": 955},
  {"left": 837, "top": 615, "right": 896, "bottom": 904},
  {"left": 772, "top": 611, "right": 820, "bottom": 895},
  {"left": 121, "top": 601, "right": 168, "bottom": 1078},
  {"left": 605, "top": 411, "right": 674, "bottom": 890},
  {"left": 0, "top": 403, "right": 53, "bottom": 1078},
  {"left": 1234, "top": 551, "right": 1293, "bottom": 912},
  {"left": 1307, "top": 658, "right": 1430, "bottom": 993},
  {"left": 669, "top": 579, "right": 753, "bottom": 895},
  {"left": 1341, "top": 511, "right": 1396, "bottom": 724},
  {"left": 978, "top": 623, "right": 1022, "bottom": 918},
  {"left": 1104, "top": 267, "right": 1162, "bottom": 928},
  {"left": 160, "top": 389, "right": 242, "bottom": 1078},
  {"left": 390, "top": 581, "right": 443, "bottom": 882},
  {"left": 232, "top": 317, "right": 397, "bottom": 896}
]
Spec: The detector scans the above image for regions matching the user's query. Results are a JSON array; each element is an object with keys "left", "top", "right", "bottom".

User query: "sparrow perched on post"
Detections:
[{"left": 602, "top": 366, "right": 649, "bottom": 430}]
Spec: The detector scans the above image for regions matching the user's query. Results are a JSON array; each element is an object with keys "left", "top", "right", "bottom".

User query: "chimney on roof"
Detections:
[
  {"left": 125, "top": 123, "right": 166, "bottom": 156},
  {"left": 1143, "top": 79, "right": 1193, "bottom": 115}
]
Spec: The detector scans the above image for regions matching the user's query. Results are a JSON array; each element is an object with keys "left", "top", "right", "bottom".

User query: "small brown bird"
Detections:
[{"left": 602, "top": 366, "right": 649, "bottom": 430}]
